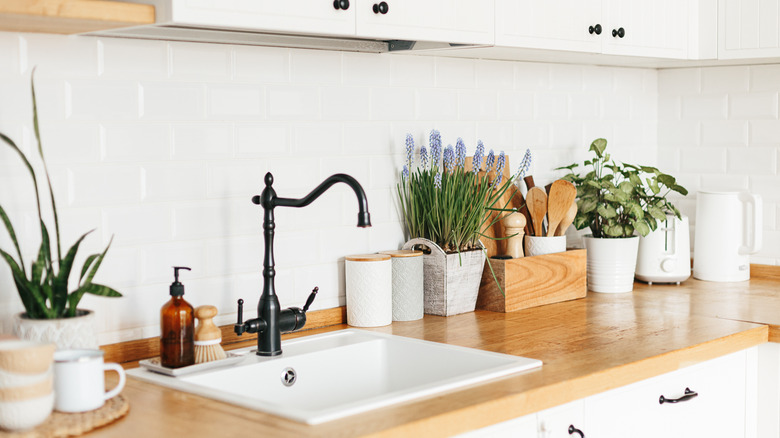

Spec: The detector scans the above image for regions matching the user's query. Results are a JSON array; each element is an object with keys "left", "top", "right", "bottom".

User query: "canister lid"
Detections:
[
  {"left": 345, "top": 254, "right": 391, "bottom": 262},
  {"left": 378, "top": 250, "right": 423, "bottom": 258}
]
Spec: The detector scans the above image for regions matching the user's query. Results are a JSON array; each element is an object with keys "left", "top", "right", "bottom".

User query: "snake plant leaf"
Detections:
[
  {"left": 31, "top": 241, "right": 47, "bottom": 286},
  {"left": 81, "top": 236, "right": 115, "bottom": 288},
  {"left": 53, "top": 230, "right": 93, "bottom": 314},
  {"left": 79, "top": 254, "right": 99, "bottom": 283},
  {"left": 0, "top": 205, "right": 26, "bottom": 277}
]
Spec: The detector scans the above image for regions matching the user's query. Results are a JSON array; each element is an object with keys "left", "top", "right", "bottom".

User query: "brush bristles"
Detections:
[{"left": 194, "top": 343, "right": 227, "bottom": 364}]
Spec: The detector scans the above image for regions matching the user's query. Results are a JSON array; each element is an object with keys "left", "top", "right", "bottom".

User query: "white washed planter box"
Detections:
[{"left": 402, "top": 238, "right": 485, "bottom": 317}]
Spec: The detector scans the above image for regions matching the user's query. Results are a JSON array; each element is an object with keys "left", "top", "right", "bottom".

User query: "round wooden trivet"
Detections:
[{"left": 0, "top": 395, "right": 129, "bottom": 438}]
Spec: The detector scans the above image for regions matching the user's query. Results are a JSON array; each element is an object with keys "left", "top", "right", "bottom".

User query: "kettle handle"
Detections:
[{"left": 739, "top": 192, "right": 762, "bottom": 255}]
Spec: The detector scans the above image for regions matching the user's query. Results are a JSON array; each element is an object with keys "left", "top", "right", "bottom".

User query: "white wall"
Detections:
[
  {"left": 658, "top": 66, "right": 780, "bottom": 265},
  {"left": 0, "top": 32, "right": 658, "bottom": 344}
]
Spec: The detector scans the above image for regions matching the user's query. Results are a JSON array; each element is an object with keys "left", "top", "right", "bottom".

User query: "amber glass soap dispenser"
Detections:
[{"left": 160, "top": 266, "right": 194, "bottom": 368}]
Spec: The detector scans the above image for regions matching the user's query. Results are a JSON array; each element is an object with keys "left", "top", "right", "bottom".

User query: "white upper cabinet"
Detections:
[
  {"left": 601, "top": 0, "right": 689, "bottom": 59},
  {"left": 495, "top": 0, "right": 690, "bottom": 59},
  {"left": 355, "top": 0, "right": 494, "bottom": 45},
  {"left": 495, "top": 0, "right": 602, "bottom": 53},
  {"left": 159, "top": 0, "right": 356, "bottom": 37},
  {"left": 719, "top": 0, "right": 780, "bottom": 59}
]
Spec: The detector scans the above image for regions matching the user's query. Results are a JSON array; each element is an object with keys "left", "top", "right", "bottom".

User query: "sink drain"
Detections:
[{"left": 281, "top": 367, "right": 296, "bottom": 387}]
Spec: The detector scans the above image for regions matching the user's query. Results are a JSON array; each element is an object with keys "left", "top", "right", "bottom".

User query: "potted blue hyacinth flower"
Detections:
[{"left": 398, "top": 130, "right": 531, "bottom": 316}]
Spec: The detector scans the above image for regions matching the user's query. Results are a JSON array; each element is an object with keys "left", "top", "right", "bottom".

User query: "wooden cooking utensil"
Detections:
[
  {"left": 546, "top": 180, "right": 577, "bottom": 237},
  {"left": 524, "top": 175, "right": 535, "bottom": 190},
  {"left": 555, "top": 201, "right": 578, "bottom": 236},
  {"left": 526, "top": 186, "right": 548, "bottom": 237}
]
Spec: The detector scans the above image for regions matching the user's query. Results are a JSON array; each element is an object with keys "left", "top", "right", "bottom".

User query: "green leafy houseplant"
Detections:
[
  {"left": 397, "top": 131, "right": 531, "bottom": 253},
  {"left": 0, "top": 75, "right": 121, "bottom": 319},
  {"left": 557, "top": 138, "right": 688, "bottom": 238}
]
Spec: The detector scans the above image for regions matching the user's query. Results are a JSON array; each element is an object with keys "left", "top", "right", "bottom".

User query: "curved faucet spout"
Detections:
[{"left": 253, "top": 172, "right": 371, "bottom": 227}]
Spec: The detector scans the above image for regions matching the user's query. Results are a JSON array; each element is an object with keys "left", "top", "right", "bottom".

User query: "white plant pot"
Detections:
[
  {"left": 13, "top": 310, "right": 98, "bottom": 350},
  {"left": 583, "top": 235, "right": 640, "bottom": 293}
]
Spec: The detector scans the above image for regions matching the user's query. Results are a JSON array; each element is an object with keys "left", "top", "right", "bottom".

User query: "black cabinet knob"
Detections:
[
  {"left": 568, "top": 425, "right": 585, "bottom": 437},
  {"left": 612, "top": 27, "right": 625, "bottom": 38},
  {"left": 373, "top": 1, "right": 389, "bottom": 14},
  {"left": 333, "top": 0, "right": 350, "bottom": 10},
  {"left": 588, "top": 24, "right": 602, "bottom": 35}
]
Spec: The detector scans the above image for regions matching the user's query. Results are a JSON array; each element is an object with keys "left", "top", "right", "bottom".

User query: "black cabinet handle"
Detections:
[
  {"left": 333, "top": 0, "right": 350, "bottom": 10},
  {"left": 588, "top": 24, "right": 602, "bottom": 35},
  {"left": 612, "top": 27, "right": 625, "bottom": 38},
  {"left": 373, "top": 1, "right": 389, "bottom": 14},
  {"left": 568, "top": 425, "right": 585, "bottom": 437},
  {"left": 659, "top": 387, "right": 698, "bottom": 404}
]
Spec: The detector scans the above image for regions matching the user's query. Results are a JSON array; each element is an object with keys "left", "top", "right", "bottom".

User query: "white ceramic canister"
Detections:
[
  {"left": 345, "top": 254, "right": 392, "bottom": 327},
  {"left": 378, "top": 250, "right": 424, "bottom": 322}
]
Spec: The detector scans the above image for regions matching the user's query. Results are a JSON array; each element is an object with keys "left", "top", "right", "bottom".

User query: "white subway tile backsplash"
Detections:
[
  {"left": 173, "top": 199, "right": 257, "bottom": 240},
  {"left": 613, "top": 68, "right": 645, "bottom": 93},
  {"left": 267, "top": 85, "right": 319, "bottom": 120},
  {"left": 343, "top": 123, "right": 392, "bottom": 156},
  {"left": 0, "top": 34, "right": 22, "bottom": 77},
  {"left": 515, "top": 62, "right": 549, "bottom": 91},
  {"left": 700, "top": 121, "right": 748, "bottom": 146},
  {"left": 23, "top": 34, "right": 98, "bottom": 77},
  {"left": 367, "top": 222, "right": 405, "bottom": 253},
  {"left": 750, "top": 176, "right": 780, "bottom": 201},
  {"left": 729, "top": 93, "right": 778, "bottom": 120},
  {"left": 208, "top": 85, "right": 264, "bottom": 119},
  {"left": 370, "top": 87, "right": 416, "bottom": 121},
  {"left": 750, "top": 64, "right": 780, "bottom": 92},
  {"left": 535, "top": 93, "right": 568, "bottom": 120},
  {"left": 66, "top": 80, "right": 139, "bottom": 120},
  {"left": 102, "top": 123, "right": 169, "bottom": 162},
  {"left": 700, "top": 174, "right": 749, "bottom": 191},
  {"left": 321, "top": 87, "right": 370, "bottom": 121},
  {"left": 475, "top": 60, "right": 514, "bottom": 90},
  {"left": 140, "top": 82, "right": 205, "bottom": 120},
  {"left": 581, "top": 66, "right": 613, "bottom": 93},
  {"left": 601, "top": 94, "right": 631, "bottom": 120},
  {"left": 99, "top": 38, "right": 167, "bottom": 79},
  {"left": 569, "top": 94, "right": 600, "bottom": 120},
  {"left": 102, "top": 204, "right": 173, "bottom": 245},
  {"left": 750, "top": 120, "right": 780, "bottom": 144},
  {"left": 434, "top": 57, "right": 475, "bottom": 89},
  {"left": 681, "top": 95, "right": 727, "bottom": 120},
  {"left": 701, "top": 66, "right": 750, "bottom": 93},
  {"left": 497, "top": 91, "right": 534, "bottom": 121},
  {"left": 142, "top": 162, "right": 207, "bottom": 202},
  {"left": 660, "top": 120, "right": 700, "bottom": 146},
  {"left": 342, "top": 53, "right": 391, "bottom": 87},
  {"left": 657, "top": 96, "right": 681, "bottom": 121},
  {"left": 290, "top": 49, "right": 341, "bottom": 85},
  {"left": 727, "top": 147, "right": 777, "bottom": 174},
  {"left": 549, "top": 64, "right": 583, "bottom": 92},
  {"left": 416, "top": 88, "right": 458, "bottom": 121},
  {"left": 549, "top": 121, "right": 583, "bottom": 149},
  {"left": 140, "top": 241, "right": 207, "bottom": 284},
  {"left": 205, "top": 236, "right": 264, "bottom": 276},
  {"left": 172, "top": 124, "right": 233, "bottom": 160},
  {"left": 208, "top": 161, "right": 267, "bottom": 198},
  {"left": 475, "top": 122, "right": 513, "bottom": 151},
  {"left": 234, "top": 46, "right": 290, "bottom": 83},
  {"left": 170, "top": 42, "right": 231, "bottom": 81},
  {"left": 236, "top": 124, "right": 290, "bottom": 157},
  {"left": 40, "top": 123, "right": 100, "bottom": 163},
  {"left": 67, "top": 165, "right": 142, "bottom": 206},
  {"left": 319, "top": 226, "right": 370, "bottom": 263},
  {"left": 292, "top": 123, "right": 342, "bottom": 156},
  {"left": 658, "top": 69, "right": 700, "bottom": 95},
  {"left": 679, "top": 148, "right": 727, "bottom": 173},
  {"left": 458, "top": 90, "right": 498, "bottom": 121},
  {"left": 390, "top": 55, "right": 435, "bottom": 88},
  {"left": 514, "top": 121, "right": 549, "bottom": 148}
]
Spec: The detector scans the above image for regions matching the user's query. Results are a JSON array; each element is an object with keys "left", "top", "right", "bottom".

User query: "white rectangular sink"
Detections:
[{"left": 128, "top": 329, "right": 541, "bottom": 424}]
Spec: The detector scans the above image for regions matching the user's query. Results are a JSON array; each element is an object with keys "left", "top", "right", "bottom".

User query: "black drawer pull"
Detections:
[
  {"left": 569, "top": 424, "right": 585, "bottom": 437},
  {"left": 659, "top": 387, "right": 698, "bottom": 404}
]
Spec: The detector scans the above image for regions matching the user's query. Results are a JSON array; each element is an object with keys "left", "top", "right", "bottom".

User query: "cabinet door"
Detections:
[
  {"left": 453, "top": 413, "right": 536, "bottom": 438},
  {"left": 494, "top": 0, "right": 602, "bottom": 53},
  {"left": 167, "top": 0, "right": 356, "bottom": 37},
  {"left": 719, "top": 0, "right": 780, "bottom": 59},
  {"left": 585, "top": 349, "right": 749, "bottom": 438},
  {"left": 601, "top": 0, "right": 688, "bottom": 59},
  {"left": 355, "top": 0, "right": 494, "bottom": 45},
  {"left": 537, "top": 400, "right": 586, "bottom": 438}
]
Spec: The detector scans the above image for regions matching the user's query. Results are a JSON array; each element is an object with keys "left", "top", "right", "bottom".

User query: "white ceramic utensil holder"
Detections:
[
  {"left": 379, "top": 250, "right": 424, "bottom": 322},
  {"left": 524, "top": 235, "right": 566, "bottom": 257},
  {"left": 345, "top": 254, "right": 392, "bottom": 327}
]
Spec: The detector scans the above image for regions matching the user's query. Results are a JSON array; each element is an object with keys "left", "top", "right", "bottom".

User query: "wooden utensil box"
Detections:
[{"left": 476, "top": 249, "right": 587, "bottom": 313}]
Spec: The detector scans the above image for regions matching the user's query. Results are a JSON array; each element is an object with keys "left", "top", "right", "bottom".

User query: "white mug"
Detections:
[{"left": 53, "top": 349, "right": 125, "bottom": 413}]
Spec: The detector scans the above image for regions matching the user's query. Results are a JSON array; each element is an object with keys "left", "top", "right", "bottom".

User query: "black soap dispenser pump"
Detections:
[{"left": 160, "top": 266, "right": 194, "bottom": 368}]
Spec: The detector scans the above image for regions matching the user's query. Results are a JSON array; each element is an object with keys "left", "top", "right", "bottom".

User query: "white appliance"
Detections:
[
  {"left": 635, "top": 215, "right": 691, "bottom": 284},
  {"left": 693, "top": 191, "right": 762, "bottom": 282}
]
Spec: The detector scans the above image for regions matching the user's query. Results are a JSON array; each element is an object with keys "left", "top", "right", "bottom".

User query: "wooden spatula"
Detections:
[
  {"left": 526, "top": 186, "right": 547, "bottom": 237},
  {"left": 546, "top": 180, "right": 577, "bottom": 237},
  {"left": 555, "top": 201, "right": 578, "bottom": 236}
]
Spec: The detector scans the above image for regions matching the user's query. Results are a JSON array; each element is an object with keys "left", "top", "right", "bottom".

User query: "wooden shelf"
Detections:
[{"left": 0, "top": 0, "right": 154, "bottom": 35}]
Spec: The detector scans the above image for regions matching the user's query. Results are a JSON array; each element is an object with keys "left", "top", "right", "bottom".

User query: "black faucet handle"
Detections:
[
  {"left": 303, "top": 287, "right": 318, "bottom": 313},
  {"left": 234, "top": 299, "right": 246, "bottom": 335}
]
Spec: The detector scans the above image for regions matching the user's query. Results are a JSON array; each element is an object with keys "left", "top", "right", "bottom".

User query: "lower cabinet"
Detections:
[{"left": 457, "top": 347, "right": 758, "bottom": 438}]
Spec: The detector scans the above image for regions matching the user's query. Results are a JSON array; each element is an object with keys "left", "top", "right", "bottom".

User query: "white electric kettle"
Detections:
[{"left": 693, "top": 191, "right": 762, "bottom": 282}]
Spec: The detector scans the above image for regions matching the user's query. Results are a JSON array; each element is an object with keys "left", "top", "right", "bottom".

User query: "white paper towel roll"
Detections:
[{"left": 345, "top": 254, "right": 392, "bottom": 327}]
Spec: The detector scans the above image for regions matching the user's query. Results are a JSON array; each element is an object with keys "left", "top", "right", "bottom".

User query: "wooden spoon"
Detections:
[
  {"left": 546, "top": 180, "right": 577, "bottom": 237},
  {"left": 526, "top": 186, "right": 547, "bottom": 237},
  {"left": 555, "top": 201, "right": 578, "bottom": 236}
]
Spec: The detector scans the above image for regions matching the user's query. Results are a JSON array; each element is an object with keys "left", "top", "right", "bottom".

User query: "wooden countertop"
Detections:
[
  {"left": 0, "top": 0, "right": 154, "bottom": 35},
  {"left": 86, "top": 275, "right": 780, "bottom": 438}
]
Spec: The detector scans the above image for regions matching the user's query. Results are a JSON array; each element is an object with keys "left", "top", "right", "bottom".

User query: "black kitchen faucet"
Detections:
[{"left": 233, "top": 172, "right": 371, "bottom": 356}]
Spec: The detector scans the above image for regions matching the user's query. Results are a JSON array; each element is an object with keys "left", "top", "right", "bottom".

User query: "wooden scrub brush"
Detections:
[{"left": 194, "top": 305, "right": 227, "bottom": 364}]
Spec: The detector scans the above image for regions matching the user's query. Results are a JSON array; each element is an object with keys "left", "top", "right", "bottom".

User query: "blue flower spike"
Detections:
[
  {"left": 429, "top": 130, "right": 442, "bottom": 168},
  {"left": 443, "top": 145, "right": 455, "bottom": 174},
  {"left": 455, "top": 138, "right": 466, "bottom": 169},
  {"left": 472, "top": 140, "right": 484, "bottom": 175},
  {"left": 495, "top": 151, "right": 506, "bottom": 186},
  {"left": 405, "top": 134, "right": 415, "bottom": 170}
]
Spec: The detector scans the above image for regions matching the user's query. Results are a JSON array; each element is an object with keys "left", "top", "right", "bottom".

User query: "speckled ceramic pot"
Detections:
[{"left": 13, "top": 310, "right": 98, "bottom": 350}]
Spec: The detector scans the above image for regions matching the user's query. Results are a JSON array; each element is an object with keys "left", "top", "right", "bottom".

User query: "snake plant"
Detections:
[{"left": 0, "top": 73, "right": 121, "bottom": 319}]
